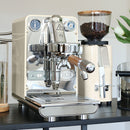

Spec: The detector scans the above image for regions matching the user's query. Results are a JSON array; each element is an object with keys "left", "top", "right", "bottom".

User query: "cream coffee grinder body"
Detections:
[{"left": 78, "top": 10, "right": 112, "bottom": 103}]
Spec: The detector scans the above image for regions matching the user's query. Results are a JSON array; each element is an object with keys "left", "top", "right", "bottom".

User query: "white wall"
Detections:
[{"left": 0, "top": 0, "right": 129, "bottom": 130}]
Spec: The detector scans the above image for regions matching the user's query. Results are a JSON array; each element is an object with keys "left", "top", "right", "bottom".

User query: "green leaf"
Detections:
[
  {"left": 117, "top": 20, "right": 130, "bottom": 37},
  {"left": 114, "top": 33, "right": 130, "bottom": 43},
  {"left": 126, "top": 36, "right": 130, "bottom": 41},
  {"left": 120, "top": 16, "right": 130, "bottom": 27}
]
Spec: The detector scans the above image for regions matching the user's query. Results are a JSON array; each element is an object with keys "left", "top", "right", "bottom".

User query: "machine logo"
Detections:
[{"left": 56, "top": 23, "right": 63, "bottom": 31}]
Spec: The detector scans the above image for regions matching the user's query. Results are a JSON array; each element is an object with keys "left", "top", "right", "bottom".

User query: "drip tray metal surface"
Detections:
[
  {"left": 25, "top": 94, "right": 99, "bottom": 118},
  {"left": 39, "top": 104, "right": 98, "bottom": 118},
  {"left": 26, "top": 94, "right": 99, "bottom": 107}
]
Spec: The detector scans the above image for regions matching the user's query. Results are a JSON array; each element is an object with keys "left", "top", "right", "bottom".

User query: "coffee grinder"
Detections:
[{"left": 77, "top": 10, "right": 112, "bottom": 103}]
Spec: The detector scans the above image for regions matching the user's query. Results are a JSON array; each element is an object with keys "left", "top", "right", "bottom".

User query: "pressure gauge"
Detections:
[
  {"left": 29, "top": 19, "right": 41, "bottom": 31},
  {"left": 64, "top": 21, "right": 75, "bottom": 31}
]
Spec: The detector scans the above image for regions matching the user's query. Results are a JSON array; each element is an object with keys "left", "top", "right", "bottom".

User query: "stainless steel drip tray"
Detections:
[
  {"left": 25, "top": 94, "right": 99, "bottom": 119},
  {"left": 25, "top": 94, "right": 99, "bottom": 107},
  {"left": 39, "top": 104, "right": 98, "bottom": 119}
]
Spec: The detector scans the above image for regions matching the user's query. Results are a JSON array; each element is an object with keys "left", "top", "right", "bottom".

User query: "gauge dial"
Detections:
[
  {"left": 64, "top": 21, "right": 75, "bottom": 31},
  {"left": 30, "top": 19, "right": 41, "bottom": 31}
]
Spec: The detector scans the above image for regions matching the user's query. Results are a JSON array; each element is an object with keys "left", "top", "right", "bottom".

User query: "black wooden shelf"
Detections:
[{"left": 0, "top": 99, "right": 130, "bottom": 130}]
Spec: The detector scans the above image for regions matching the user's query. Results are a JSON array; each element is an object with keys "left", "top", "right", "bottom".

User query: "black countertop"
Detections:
[{"left": 0, "top": 99, "right": 130, "bottom": 130}]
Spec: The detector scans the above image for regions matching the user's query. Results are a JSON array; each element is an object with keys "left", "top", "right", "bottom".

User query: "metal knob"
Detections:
[
  {"left": 80, "top": 60, "right": 95, "bottom": 73},
  {"left": 27, "top": 55, "right": 38, "bottom": 63}
]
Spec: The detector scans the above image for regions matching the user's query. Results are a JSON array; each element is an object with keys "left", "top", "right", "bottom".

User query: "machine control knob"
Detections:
[
  {"left": 27, "top": 55, "right": 38, "bottom": 63},
  {"left": 64, "top": 21, "right": 75, "bottom": 31},
  {"left": 85, "top": 63, "right": 95, "bottom": 73}
]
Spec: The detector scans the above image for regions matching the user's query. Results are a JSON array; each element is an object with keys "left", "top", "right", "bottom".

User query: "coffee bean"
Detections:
[{"left": 80, "top": 22, "right": 109, "bottom": 41}]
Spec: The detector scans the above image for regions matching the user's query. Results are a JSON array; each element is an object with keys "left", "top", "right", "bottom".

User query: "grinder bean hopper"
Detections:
[
  {"left": 77, "top": 10, "right": 112, "bottom": 103},
  {"left": 78, "top": 10, "right": 111, "bottom": 44}
]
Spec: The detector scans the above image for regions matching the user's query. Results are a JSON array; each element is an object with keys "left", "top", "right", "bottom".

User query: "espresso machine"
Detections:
[
  {"left": 77, "top": 10, "right": 112, "bottom": 103},
  {"left": 12, "top": 15, "right": 99, "bottom": 121}
]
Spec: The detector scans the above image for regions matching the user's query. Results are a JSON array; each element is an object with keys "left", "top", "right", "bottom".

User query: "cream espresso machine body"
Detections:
[
  {"left": 78, "top": 10, "right": 112, "bottom": 103},
  {"left": 12, "top": 15, "right": 99, "bottom": 120},
  {"left": 12, "top": 15, "right": 79, "bottom": 99}
]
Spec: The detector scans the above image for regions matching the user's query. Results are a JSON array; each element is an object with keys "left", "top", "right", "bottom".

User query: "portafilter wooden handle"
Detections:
[{"left": 68, "top": 55, "right": 81, "bottom": 66}]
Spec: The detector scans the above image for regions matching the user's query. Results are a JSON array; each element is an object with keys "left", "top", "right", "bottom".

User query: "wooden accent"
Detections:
[
  {"left": 68, "top": 55, "right": 81, "bottom": 66},
  {"left": 0, "top": 103, "right": 9, "bottom": 113},
  {"left": 78, "top": 10, "right": 112, "bottom": 15},
  {"left": 69, "top": 63, "right": 75, "bottom": 70}
]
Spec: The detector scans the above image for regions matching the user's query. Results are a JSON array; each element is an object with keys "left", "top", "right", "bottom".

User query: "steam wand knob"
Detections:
[{"left": 68, "top": 55, "right": 95, "bottom": 73}]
